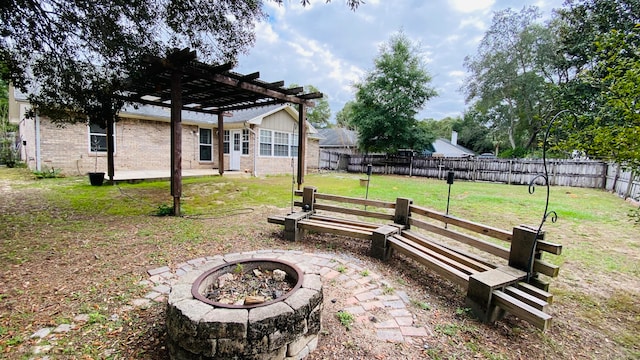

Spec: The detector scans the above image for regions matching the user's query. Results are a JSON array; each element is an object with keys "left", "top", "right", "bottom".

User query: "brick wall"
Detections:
[{"left": 32, "top": 117, "right": 317, "bottom": 176}]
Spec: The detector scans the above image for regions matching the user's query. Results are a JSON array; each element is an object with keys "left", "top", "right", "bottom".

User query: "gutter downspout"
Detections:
[
  {"left": 244, "top": 122, "right": 258, "bottom": 177},
  {"left": 35, "top": 111, "right": 41, "bottom": 171}
]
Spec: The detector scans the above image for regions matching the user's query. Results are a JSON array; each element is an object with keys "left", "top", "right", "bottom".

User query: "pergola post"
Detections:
[
  {"left": 218, "top": 113, "right": 224, "bottom": 176},
  {"left": 170, "top": 70, "right": 183, "bottom": 216},
  {"left": 297, "top": 103, "right": 307, "bottom": 188}
]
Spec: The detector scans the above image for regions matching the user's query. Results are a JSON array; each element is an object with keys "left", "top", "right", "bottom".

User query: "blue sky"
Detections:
[{"left": 236, "top": 0, "right": 563, "bottom": 123}]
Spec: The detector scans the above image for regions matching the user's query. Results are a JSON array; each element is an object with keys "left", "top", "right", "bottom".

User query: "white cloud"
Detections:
[
  {"left": 448, "top": 70, "right": 466, "bottom": 78},
  {"left": 449, "top": 0, "right": 495, "bottom": 13},
  {"left": 254, "top": 22, "right": 279, "bottom": 44},
  {"left": 458, "top": 16, "right": 487, "bottom": 30}
]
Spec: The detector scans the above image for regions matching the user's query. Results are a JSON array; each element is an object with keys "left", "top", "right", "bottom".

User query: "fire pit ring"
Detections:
[
  {"left": 167, "top": 256, "right": 323, "bottom": 360},
  {"left": 191, "top": 258, "right": 304, "bottom": 309}
]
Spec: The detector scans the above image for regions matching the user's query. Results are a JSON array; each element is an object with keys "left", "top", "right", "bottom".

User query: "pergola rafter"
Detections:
[{"left": 114, "top": 48, "right": 322, "bottom": 215}]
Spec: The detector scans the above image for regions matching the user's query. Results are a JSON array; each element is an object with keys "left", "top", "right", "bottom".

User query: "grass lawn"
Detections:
[{"left": 0, "top": 168, "right": 638, "bottom": 359}]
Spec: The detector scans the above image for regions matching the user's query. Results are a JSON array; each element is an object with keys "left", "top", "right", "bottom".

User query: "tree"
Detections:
[
  {"left": 335, "top": 101, "right": 356, "bottom": 129},
  {"left": 554, "top": 0, "right": 640, "bottom": 172},
  {"left": 423, "top": 114, "right": 494, "bottom": 154},
  {"left": 350, "top": 32, "right": 437, "bottom": 153},
  {"left": 561, "top": 27, "right": 640, "bottom": 172},
  {"left": 464, "top": 7, "right": 563, "bottom": 152},
  {"left": 0, "top": 0, "right": 362, "bottom": 127},
  {"left": 290, "top": 84, "right": 331, "bottom": 129}
]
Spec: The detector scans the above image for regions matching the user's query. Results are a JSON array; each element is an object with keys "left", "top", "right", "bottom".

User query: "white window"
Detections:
[
  {"left": 291, "top": 133, "right": 299, "bottom": 158},
  {"left": 274, "top": 131, "right": 289, "bottom": 157},
  {"left": 259, "top": 129, "right": 299, "bottom": 157},
  {"left": 223, "top": 130, "right": 230, "bottom": 154},
  {"left": 88, "top": 123, "right": 114, "bottom": 153},
  {"left": 260, "top": 129, "right": 272, "bottom": 156},
  {"left": 199, "top": 128, "right": 213, "bottom": 162},
  {"left": 242, "top": 129, "right": 250, "bottom": 155}
]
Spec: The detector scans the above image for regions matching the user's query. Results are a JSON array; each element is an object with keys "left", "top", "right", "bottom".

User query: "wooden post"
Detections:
[
  {"left": 509, "top": 226, "right": 538, "bottom": 272},
  {"left": 370, "top": 225, "right": 398, "bottom": 261},
  {"left": 170, "top": 70, "right": 183, "bottom": 216},
  {"left": 302, "top": 186, "right": 316, "bottom": 212},
  {"left": 297, "top": 104, "right": 307, "bottom": 188},
  {"left": 218, "top": 113, "right": 224, "bottom": 176},
  {"left": 394, "top": 197, "right": 412, "bottom": 228},
  {"left": 465, "top": 266, "right": 526, "bottom": 324}
]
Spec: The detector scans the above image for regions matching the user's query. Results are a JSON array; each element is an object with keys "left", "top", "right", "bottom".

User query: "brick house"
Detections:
[{"left": 9, "top": 86, "right": 321, "bottom": 177}]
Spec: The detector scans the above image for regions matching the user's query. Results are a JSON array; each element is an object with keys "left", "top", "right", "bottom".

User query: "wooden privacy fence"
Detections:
[
  {"left": 346, "top": 155, "right": 612, "bottom": 189},
  {"left": 606, "top": 163, "right": 640, "bottom": 200}
]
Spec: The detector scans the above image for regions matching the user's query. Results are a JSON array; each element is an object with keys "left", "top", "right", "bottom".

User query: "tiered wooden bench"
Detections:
[{"left": 268, "top": 186, "right": 562, "bottom": 330}]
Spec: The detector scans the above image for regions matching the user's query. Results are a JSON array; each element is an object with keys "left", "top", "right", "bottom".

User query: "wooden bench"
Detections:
[{"left": 268, "top": 186, "right": 562, "bottom": 330}]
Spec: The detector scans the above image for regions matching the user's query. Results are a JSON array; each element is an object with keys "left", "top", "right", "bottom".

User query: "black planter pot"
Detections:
[{"left": 88, "top": 172, "right": 105, "bottom": 186}]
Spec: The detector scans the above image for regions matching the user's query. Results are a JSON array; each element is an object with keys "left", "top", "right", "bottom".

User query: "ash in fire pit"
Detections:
[
  {"left": 203, "top": 266, "right": 294, "bottom": 306},
  {"left": 167, "top": 256, "right": 323, "bottom": 360}
]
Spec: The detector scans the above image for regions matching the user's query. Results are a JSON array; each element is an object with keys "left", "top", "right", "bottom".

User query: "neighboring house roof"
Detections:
[
  {"left": 432, "top": 138, "right": 476, "bottom": 157},
  {"left": 318, "top": 128, "right": 358, "bottom": 148}
]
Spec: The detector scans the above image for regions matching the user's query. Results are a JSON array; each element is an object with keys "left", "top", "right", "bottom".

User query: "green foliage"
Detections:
[
  {"left": 411, "top": 299, "right": 431, "bottom": 311},
  {"left": 33, "top": 166, "right": 62, "bottom": 179},
  {"left": 499, "top": 147, "right": 529, "bottom": 159},
  {"left": 305, "top": 85, "right": 331, "bottom": 129},
  {"left": 464, "top": 6, "right": 563, "bottom": 152},
  {"left": 350, "top": 32, "right": 437, "bottom": 153},
  {"left": 554, "top": 0, "right": 640, "bottom": 172},
  {"left": 425, "top": 112, "right": 495, "bottom": 154},
  {"left": 155, "top": 204, "right": 174, "bottom": 216},
  {"left": 335, "top": 101, "right": 356, "bottom": 129},
  {"left": 381, "top": 283, "right": 394, "bottom": 295},
  {"left": 336, "top": 310, "right": 355, "bottom": 330},
  {"left": 233, "top": 263, "right": 244, "bottom": 274}
]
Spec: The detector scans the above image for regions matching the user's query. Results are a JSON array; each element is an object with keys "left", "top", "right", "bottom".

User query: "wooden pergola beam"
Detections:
[{"left": 117, "top": 48, "right": 321, "bottom": 215}]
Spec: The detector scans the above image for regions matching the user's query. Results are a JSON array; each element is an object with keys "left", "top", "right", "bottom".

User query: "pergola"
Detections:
[{"left": 113, "top": 48, "right": 322, "bottom": 215}]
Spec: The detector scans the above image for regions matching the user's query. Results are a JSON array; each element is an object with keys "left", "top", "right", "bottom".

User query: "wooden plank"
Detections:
[
  {"left": 297, "top": 219, "right": 372, "bottom": 240},
  {"left": 536, "top": 240, "right": 563, "bottom": 255},
  {"left": 402, "top": 230, "right": 497, "bottom": 269},
  {"left": 400, "top": 231, "right": 494, "bottom": 272},
  {"left": 393, "top": 234, "right": 482, "bottom": 275},
  {"left": 314, "top": 203, "right": 395, "bottom": 221},
  {"left": 410, "top": 204, "right": 513, "bottom": 242},
  {"left": 299, "top": 218, "right": 375, "bottom": 233},
  {"left": 315, "top": 193, "right": 396, "bottom": 209},
  {"left": 517, "top": 282, "right": 553, "bottom": 304},
  {"left": 504, "top": 286, "right": 548, "bottom": 311},
  {"left": 492, "top": 290, "right": 552, "bottom": 331},
  {"left": 533, "top": 259, "right": 560, "bottom": 278},
  {"left": 309, "top": 215, "right": 381, "bottom": 229},
  {"left": 410, "top": 218, "right": 510, "bottom": 260},
  {"left": 388, "top": 236, "right": 470, "bottom": 288},
  {"left": 267, "top": 216, "right": 285, "bottom": 225}
]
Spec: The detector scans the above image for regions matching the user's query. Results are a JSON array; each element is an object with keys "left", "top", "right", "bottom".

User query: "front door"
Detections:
[{"left": 230, "top": 130, "right": 241, "bottom": 171}]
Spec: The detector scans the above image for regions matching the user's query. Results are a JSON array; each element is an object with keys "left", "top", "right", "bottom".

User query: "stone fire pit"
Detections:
[{"left": 167, "top": 257, "right": 323, "bottom": 360}]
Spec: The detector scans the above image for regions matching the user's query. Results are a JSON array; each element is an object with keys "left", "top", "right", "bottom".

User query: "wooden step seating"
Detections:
[{"left": 267, "top": 186, "right": 562, "bottom": 330}]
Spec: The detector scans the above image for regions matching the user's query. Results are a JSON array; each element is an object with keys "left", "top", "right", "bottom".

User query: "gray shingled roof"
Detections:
[{"left": 318, "top": 128, "right": 358, "bottom": 147}]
